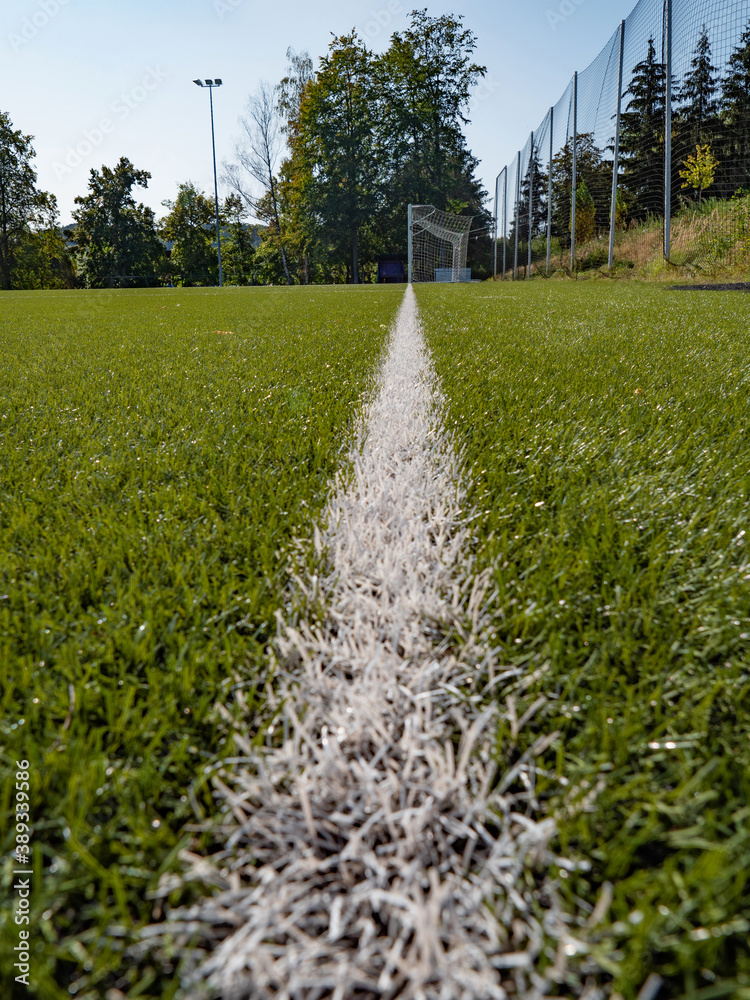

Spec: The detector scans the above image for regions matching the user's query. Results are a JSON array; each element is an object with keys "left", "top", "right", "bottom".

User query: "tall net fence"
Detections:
[{"left": 494, "top": 0, "right": 750, "bottom": 277}]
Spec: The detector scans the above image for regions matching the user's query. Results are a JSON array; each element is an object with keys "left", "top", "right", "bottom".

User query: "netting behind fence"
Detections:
[{"left": 494, "top": 0, "right": 750, "bottom": 277}]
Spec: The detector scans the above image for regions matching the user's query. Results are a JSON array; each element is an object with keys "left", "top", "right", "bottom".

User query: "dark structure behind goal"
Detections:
[{"left": 377, "top": 255, "right": 407, "bottom": 283}]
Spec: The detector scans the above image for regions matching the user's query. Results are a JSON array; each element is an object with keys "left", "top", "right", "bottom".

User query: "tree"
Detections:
[
  {"left": 73, "top": 157, "right": 164, "bottom": 287},
  {"left": 277, "top": 48, "right": 316, "bottom": 283},
  {"left": 225, "top": 81, "right": 292, "bottom": 284},
  {"left": 573, "top": 177, "right": 597, "bottom": 244},
  {"left": 375, "top": 9, "right": 489, "bottom": 262},
  {"left": 679, "top": 143, "right": 719, "bottom": 202},
  {"left": 550, "top": 133, "right": 611, "bottom": 249},
  {"left": 221, "top": 193, "right": 257, "bottom": 285},
  {"left": 512, "top": 145, "right": 547, "bottom": 248},
  {"left": 294, "top": 31, "right": 379, "bottom": 283},
  {"left": 719, "top": 20, "right": 750, "bottom": 193},
  {"left": 277, "top": 47, "right": 315, "bottom": 142},
  {"left": 677, "top": 25, "right": 719, "bottom": 146},
  {"left": 160, "top": 182, "right": 220, "bottom": 285},
  {"left": 619, "top": 37, "right": 668, "bottom": 218},
  {"left": 378, "top": 12, "right": 486, "bottom": 205},
  {"left": 12, "top": 193, "right": 75, "bottom": 289},
  {"left": 275, "top": 11, "right": 492, "bottom": 280},
  {"left": 0, "top": 111, "right": 58, "bottom": 290}
]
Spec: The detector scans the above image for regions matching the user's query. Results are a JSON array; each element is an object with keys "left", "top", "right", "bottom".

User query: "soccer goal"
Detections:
[{"left": 407, "top": 205, "right": 473, "bottom": 283}]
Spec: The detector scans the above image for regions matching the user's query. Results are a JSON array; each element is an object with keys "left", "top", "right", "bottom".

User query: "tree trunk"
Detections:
[
  {"left": 352, "top": 228, "right": 359, "bottom": 284},
  {"left": 0, "top": 182, "right": 11, "bottom": 290},
  {"left": 268, "top": 173, "right": 293, "bottom": 285}
]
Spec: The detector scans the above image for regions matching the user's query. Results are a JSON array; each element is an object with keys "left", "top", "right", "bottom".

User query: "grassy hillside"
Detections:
[{"left": 506, "top": 194, "right": 750, "bottom": 282}]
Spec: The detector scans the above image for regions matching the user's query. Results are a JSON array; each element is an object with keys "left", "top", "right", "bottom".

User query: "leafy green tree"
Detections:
[
  {"left": 619, "top": 37, "right": 668, "bottom": 219},
  {"left": 679, "top": 143, "right": 719, "bottom": 202},
  {"left": 375, "top": 10, "right": 489, "bottom": 263},
  {"left": 12, "top": 193, "right": 75, "bottom": 289},
  {"left": 160, "top": 182, "right": 219, "bottom": 285},
  {"left": 277, "top": 48, "right": 316, "bottom": 283},
  {"left": 73, "top": 157, "right": 164, "bottom": 287},
  {"left": 295, "top": 31, "right": 379, "bottom": 283},
  {"left": 275, "top": 11, "right": 491, "bottom": 280},
  {"left": 221, "top": 193, "right": 257, "bottom": 285},
  {"left": 573, "top": 177, "right": 597, "bottom": 244},
  {"left": 0, "top": 111, "right": 64, "bottom": 289},
  {"left": 378, "top": 12, "right": 485, "bottom": 206}
]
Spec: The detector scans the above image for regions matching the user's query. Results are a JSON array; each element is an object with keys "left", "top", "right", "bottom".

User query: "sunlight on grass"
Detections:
[
  {"left": 418, "top": 280, "right": 750, "bottom": 998},
  {"left": 0, "top": 284, "right": 402, "bottom": 998}
]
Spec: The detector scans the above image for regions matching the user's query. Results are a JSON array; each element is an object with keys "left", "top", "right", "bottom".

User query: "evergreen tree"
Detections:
[
  {"left": 511, "top": 146, "right": 547, "bottom": 248},
  {"left": 719, "top": 20, "right": 750, "bottom": 193},
  {"left": 619, "top": 37, "right": 668, "bottom": 218},
  {"left": 550, "top": 133, "right": 611, "bottom": 248},
  {"left": 678, "top": 25, "right": 719, "bottom": 144},
  {"left": 73, "top": 157, "right": 164, "bottom": 287}
]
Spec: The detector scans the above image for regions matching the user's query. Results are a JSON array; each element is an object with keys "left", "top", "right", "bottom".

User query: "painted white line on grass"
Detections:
[{"left": 155, "top": 286, "right": 587, "bottom": 998}]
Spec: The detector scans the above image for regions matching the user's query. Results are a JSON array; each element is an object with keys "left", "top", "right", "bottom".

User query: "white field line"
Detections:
[{"left": 150, "top": 286, "right": 591, "bottom": 999}]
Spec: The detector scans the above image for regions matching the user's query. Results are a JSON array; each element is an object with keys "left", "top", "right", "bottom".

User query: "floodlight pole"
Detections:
[
  {"left": 609, "top": 21, "right": 626, "bottom": 269},
  {"left": 194, "top": 78, "right": 224, "bottom": 287}
]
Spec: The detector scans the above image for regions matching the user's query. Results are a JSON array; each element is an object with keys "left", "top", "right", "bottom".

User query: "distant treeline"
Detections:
[{"left": 0, "top": 11, "right": 492, "bottom": 289}]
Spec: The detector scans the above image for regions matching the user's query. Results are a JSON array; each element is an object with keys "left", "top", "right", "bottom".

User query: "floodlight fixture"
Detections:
[{"left": 193, "top": 75, "right": 224, "bottom": 286}]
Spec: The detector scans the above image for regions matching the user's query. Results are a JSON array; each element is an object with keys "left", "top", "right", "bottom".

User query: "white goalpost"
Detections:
[{"left": 407, "top": 204, "right": 473, "bottom": 283}]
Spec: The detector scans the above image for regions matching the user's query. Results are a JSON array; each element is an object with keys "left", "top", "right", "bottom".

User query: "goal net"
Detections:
[{"left": 408, "top": 205, "right": 473, "bottom": 283}]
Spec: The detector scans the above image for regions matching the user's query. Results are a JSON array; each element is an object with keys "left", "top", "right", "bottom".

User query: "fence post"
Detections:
[
  {"left": 570, "top": 71, "right": 578, "bottom": 272},
  {"left": 407, "top": 203, "right": 413, "bottom": 283},
  {"left": 528, "top": 132, "right": 534, "bottom": 277},
  {"left": 493, "top": 173, "right": 499, "bottom": 279},
  {"left": 547, "top": 107, "right": 553, "bottom": 275},
  {"left": 514, "top": 150, "right": 521, "bottom": 280},
  {"left": 503, "top": 167, "right": 508, "bottom": 280},
  {"left": 609, "top": 20, "right": 625, "bottom": 269},
  {"left": 664, "top": 0, "right": 673, "bottom": 260}
]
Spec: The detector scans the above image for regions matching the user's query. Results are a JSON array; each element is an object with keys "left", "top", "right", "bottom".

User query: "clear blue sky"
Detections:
[{"left": 2, "top": 0, "right": 636, "bottom": 224}]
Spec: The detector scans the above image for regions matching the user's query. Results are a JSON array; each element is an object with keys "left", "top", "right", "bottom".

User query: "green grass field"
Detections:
[
  {"left": 2, "top": 281, "right": 749, "bottom": 999},
  {"left": 0, "top": 285, "right": 401, "bottom": 998},
  {"left": 417, "top": 281, "right": 750, "bottom": 998}
]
